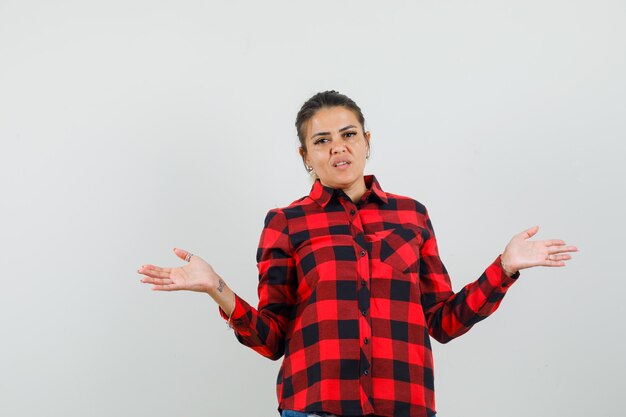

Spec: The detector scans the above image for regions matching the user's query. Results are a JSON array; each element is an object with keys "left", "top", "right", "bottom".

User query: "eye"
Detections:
[
  {"left": 344, "top": 131, "right": 357, "bottom": 138},
  {"left": 313, "top": 138, "right": 329, "bottom": 145}
]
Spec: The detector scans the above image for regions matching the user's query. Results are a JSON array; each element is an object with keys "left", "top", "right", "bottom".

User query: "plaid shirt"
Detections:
[{"left": 220, "top": 175, "right": 519, "bottom": 417}]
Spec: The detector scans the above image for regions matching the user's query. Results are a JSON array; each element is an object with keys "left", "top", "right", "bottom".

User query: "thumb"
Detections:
[
  {"left": 520, "top": 225, "right": 539, "bottom": 239},
  {"left": 173, "top": 247, "right": 191, "bottom": 261}
]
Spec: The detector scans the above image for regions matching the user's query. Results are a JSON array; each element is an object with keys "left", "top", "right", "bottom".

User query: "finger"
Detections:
[
  {"left": 173, "top": 247, "right": 192, "bottom": 262},
  {"left": 543, "top": 239, "right": 566, "bottom": 247},
  {"left": 138, "top": 268, "right": 170, "bottom": 279},
  {"left": 547, "top": 245, "right": 579, "bottom": 255},
  {"left": 138, "top": 264, "right": 172, "bottom": 274},
  {"left": 546, "top": 254, "right": 571, "bottom": 262},
  {"left": 542, "top": 260, "right": 566, "bottom": 267},
  {"left": 140, "top": 277, "right": 173, "bottom": 285},
  {"left": 520, "top": 225, "right": 539, "bottom": 239},
  {"left": 152, "top": 284, "right": 178, "bottom": 291}
]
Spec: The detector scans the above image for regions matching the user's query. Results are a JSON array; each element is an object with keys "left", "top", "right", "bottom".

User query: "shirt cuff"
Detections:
[{"left": 218, "top": 293, "right": 247, "bottom": 323}]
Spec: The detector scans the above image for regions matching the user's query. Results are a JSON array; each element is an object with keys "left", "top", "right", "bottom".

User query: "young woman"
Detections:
[{"left": 138, "top": 91, "right": 577, "bottom": 417}]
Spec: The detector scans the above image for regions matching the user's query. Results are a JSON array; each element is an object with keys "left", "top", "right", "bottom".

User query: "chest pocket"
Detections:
[{"left": 365, "top": 226, "right": 425, "bottom": 278}]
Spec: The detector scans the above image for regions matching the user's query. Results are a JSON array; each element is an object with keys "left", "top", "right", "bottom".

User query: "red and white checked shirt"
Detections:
[{"left": 220, "top": 175, "right": 519, "bottom": 417}]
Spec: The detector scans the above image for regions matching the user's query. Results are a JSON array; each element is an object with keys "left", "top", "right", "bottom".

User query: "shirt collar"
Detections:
[{"left": 309, "top": 174, "right": 389, "bottom": 207}]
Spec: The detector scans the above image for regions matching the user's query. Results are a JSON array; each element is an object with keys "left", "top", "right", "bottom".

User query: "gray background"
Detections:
[{"left": 1, "top": 0, "right": 624, "bottom": 416}]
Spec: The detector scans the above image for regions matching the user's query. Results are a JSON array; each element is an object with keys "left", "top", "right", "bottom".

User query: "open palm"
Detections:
[
  {"left": 138, "top": 248, "right": 217, "bottom": 293},
  {"left": 501, "top": 226, "right": 578, "bottom": 273}
]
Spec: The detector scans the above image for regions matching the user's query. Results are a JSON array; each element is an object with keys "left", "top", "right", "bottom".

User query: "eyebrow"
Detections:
[{"left": 311, "top": 125, "right": 358, "bottom": 139}]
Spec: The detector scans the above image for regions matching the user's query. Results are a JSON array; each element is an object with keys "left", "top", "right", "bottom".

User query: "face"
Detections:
[{"left": 300, "top": 106, "right": 370, "bottom": 192}]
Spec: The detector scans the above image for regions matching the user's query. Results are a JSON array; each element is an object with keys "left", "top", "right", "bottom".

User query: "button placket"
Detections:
[{"left": 349, "top": 199, "right": 372, "bottom": 402}]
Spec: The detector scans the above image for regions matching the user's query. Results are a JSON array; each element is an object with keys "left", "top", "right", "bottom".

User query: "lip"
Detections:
[{"left": 331, "top": 159, "right": 352, "bottom": 168}]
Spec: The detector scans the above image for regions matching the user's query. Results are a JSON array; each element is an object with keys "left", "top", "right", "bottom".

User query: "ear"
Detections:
[
  {"left": 365, "top": 131, "right": 371, "bottom": 148},
  {"left": 299, "top": 147, "right": 310, "bottom": 165}
]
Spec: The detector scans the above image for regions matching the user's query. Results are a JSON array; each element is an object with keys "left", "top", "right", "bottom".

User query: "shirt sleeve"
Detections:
[
  {"left": 218, "top": 208, "right": 296, "bottom": 360},
  {"left": 418, "top": 208, "right": 520, "bottom": 344}
]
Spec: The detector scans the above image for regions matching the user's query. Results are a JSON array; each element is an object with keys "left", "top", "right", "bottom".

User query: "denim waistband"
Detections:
[
  {"left": 281, "top": 411, "right": 436, "bottom": 417},
  {"left": 281, "top": 411, "right": 338, "bottom": 417}
]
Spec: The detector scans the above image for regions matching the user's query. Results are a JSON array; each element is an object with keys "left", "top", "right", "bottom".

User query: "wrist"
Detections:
[
  {"left": 500, "top": 254, "right": 517, "bottom": 277},
  {"left": 226, "top": 292, "right": 236, "bottom": 329},
  {"left": 205, "top": 274, "right": 225, "bottom": 296},
  {"left": 207, "top": 278, "right": 236, "bottom": 317}
]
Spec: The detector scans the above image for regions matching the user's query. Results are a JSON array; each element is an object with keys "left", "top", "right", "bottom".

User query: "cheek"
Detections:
[
  {"left": 308, "top": 153, "right": 322, "bottom": 169},
  {"left": 356, "top": 143, "right": 368, "bottom": 159}
]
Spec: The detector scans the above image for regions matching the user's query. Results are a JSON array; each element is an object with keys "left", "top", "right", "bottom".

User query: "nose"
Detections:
[{"left": 331, "top": 142, "right": 347, "bottom": 154}]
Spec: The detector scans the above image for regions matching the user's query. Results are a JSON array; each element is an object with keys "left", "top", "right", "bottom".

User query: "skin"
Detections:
[
  {"left": 299, "top": 106, "right": 371, "bottom": 203},
  {"left": 138, "top": 106, "right": 578, "bottom": 314}
]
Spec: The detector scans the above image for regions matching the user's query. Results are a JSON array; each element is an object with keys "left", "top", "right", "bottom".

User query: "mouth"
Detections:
[{"left": 333, "top": 160, "right": 351, "bottom": 168}]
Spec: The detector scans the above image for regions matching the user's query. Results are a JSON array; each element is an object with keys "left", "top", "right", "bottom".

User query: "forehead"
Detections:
[{"left": 306, "top": 107, "right": 360, "bottom": 139}]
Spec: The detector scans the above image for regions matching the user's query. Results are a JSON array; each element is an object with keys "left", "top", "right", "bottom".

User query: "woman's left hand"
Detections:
[{"left": 500, "top": 225, "right": 578, "bottom": 275}]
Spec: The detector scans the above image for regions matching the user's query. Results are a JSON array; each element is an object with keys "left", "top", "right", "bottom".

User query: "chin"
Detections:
[{"left": 323, "top": 174, "right": 362, "bottom": 189}]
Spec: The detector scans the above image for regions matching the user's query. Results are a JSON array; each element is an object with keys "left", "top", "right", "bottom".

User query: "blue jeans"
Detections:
[{"left": 281, "top": 412, "right": 436, "bottom": 417}]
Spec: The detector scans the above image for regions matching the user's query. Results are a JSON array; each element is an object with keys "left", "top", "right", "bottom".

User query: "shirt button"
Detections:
[
  {"left": 361, "top": 310, "right": 367, "bottom": 316},
  {"left": 361, "top": 280, "right": 366, "bottom": 286},
  {"left": 360, "top": 250, "right": 366, "bottom": 257},
  {"left": 364, "top": 337, "right": 369, "bottom": 345},
  {"left": 363, "top": 370, "right": 369, "bottom": 376},
  {"left": 350, "top": 209, "right": 356, "bottom": 215}
]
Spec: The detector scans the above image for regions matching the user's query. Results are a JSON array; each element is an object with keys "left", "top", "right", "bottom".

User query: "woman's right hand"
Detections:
[{"left": 138, "top": 248, "right": 221, "bottom": 294}]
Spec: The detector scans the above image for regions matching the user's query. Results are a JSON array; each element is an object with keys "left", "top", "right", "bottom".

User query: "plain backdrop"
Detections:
[{"left": 1, "top": 1, "right": 624, "bottom": 416}]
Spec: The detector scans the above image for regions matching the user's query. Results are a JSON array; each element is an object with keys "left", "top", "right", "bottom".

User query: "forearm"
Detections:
[
  {"left": 209, "top": 275, "right": 290, "bottom": 360},
  {"left": 424, "top": 255, "right": 519, "bottom": 343},
  {"left": 215, "top": 207, "right": 293, "bottom": 360}
]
